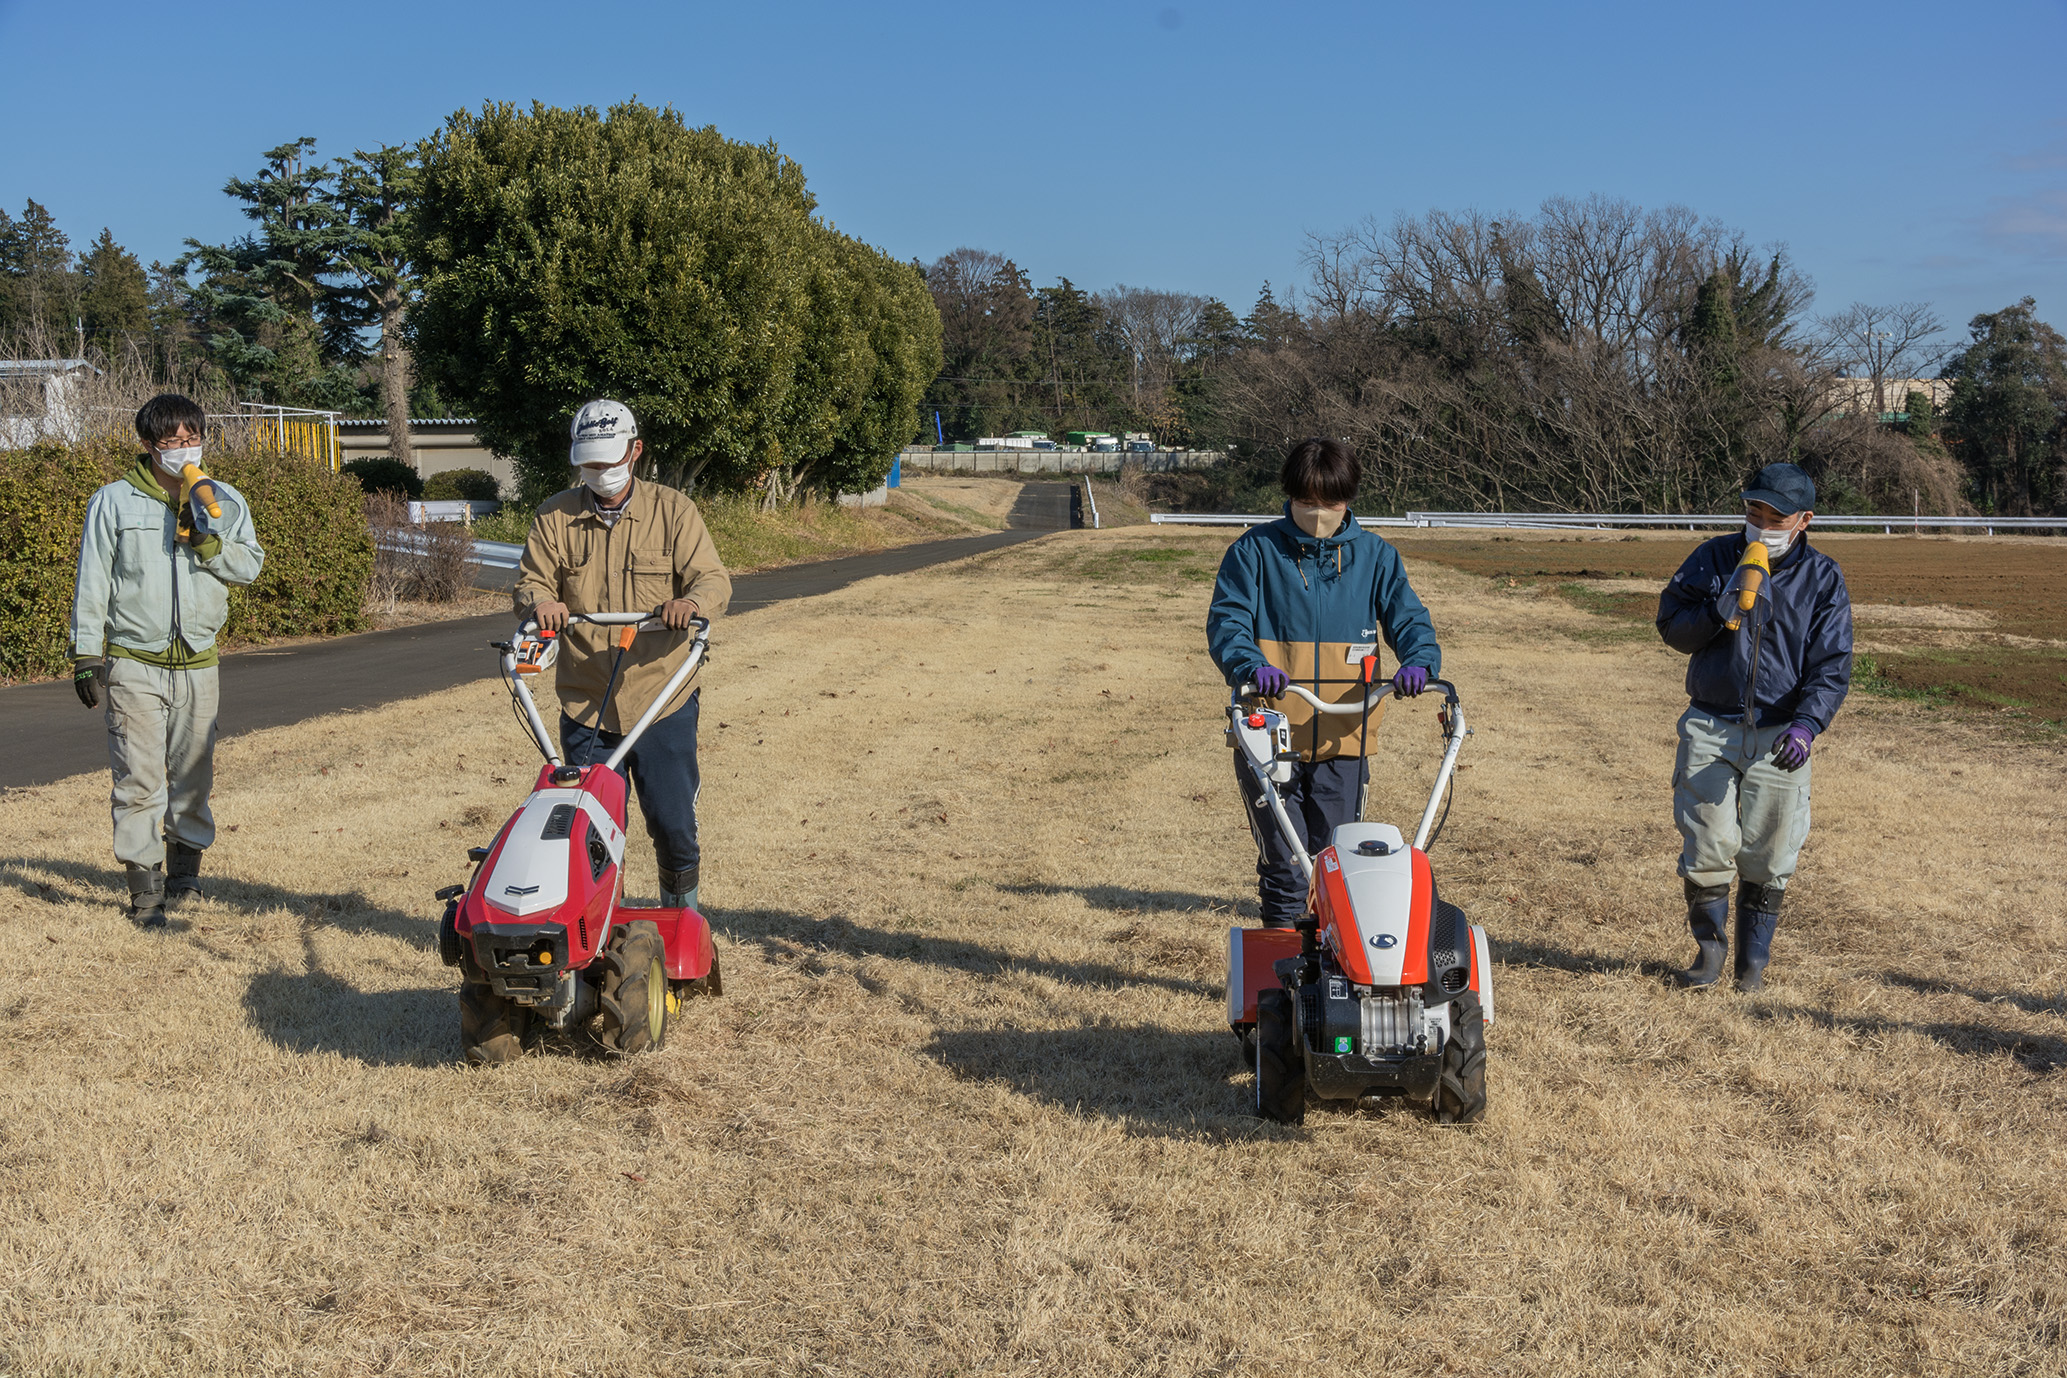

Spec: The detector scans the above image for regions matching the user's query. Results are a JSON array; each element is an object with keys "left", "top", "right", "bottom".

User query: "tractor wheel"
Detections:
[
  {"left": 1253, "top": 989, "right": 1305, "bottom": 1125},
  {"left": 460, "top": 973, "right": 528, "bottom": 1066},
  {"left": 1435, "top": 991, "right": 1488, "bottom": 1125},
  {"left": 598, "top": 920, "right": 667, "bottom": 1054}
]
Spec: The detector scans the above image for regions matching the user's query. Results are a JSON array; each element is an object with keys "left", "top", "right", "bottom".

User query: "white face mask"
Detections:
[
  {"left": 582, "top": 461, "right": 632, "bottom": 501},
  {"left": 1290, "top": 502, "right": 1346, "bottom": 539},
  {"left": 1744, "top": 520, "right": 1796, "bottom": 557},
  {"left": 155, "top": 444, "right": 201, "bottom": 477}
]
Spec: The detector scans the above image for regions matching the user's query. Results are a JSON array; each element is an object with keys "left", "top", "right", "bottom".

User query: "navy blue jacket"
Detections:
[
  {"left": 1208, "top": 508, "right": 1441, "bottom": 760},
  {"left": 1656, "top": 532, "right": 1854, "bottom": 733}
]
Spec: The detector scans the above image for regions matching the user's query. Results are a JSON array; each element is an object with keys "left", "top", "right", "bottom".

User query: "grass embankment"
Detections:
[
  {"left": 1391, "top": 530, "right": 2067, "bottom": 731},
  {"left": 471, "top": 481, "right": 1001, "bottom": 575},
  {"left": 4, "top": 531, "right": 2064, "bottom": 1373}
]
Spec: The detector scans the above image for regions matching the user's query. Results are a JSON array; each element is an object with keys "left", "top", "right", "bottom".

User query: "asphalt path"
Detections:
[
  {"left": 1008, "top": 481, "right": 1075, "bottom": 531},
  {"left": 0, "top": 529, "right": 1043, "bottom": 790}
]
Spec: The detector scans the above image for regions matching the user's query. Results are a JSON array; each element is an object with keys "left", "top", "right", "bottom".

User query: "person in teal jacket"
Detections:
[
  {"left": 70, "top": 394, "right": 265, "bottom": 927},
  {"left": 1207, "top": 438, "right": 1441, "bottom": 927}
]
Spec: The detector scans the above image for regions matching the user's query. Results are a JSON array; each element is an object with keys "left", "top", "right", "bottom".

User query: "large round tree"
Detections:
[{"left": 410, "top": 100, "right": 823, "bottom": 499}]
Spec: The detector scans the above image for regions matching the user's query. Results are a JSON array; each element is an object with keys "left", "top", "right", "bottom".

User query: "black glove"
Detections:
[{"left": 74, "top": 658, "right": 106, "bottom": 709}]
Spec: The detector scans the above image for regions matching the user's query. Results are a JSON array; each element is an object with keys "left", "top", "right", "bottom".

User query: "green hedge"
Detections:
[
  {"left": 423, "top": 467, "right": 500, "bottom": 501},
  {"left": 0, "top": 441, "right": 374, "bottom": 681},
  {"left": 341, "top": 456, "right": 424, "bottom": 498}
]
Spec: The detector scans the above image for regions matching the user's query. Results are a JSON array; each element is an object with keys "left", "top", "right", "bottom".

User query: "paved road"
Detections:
[
  {"left": 1007, "top": 482, "right": 1076, "bottom": 531},
  {"left": 0, "top": 529, "right": 1043, "bottom": 790}
]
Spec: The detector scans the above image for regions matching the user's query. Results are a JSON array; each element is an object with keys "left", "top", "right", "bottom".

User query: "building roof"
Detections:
[
  {"left": 337, "top": 416, "right": 480, "bottom": 428},
  {"left": 0, "top": 358, "right": 104, "bottom": 377}
]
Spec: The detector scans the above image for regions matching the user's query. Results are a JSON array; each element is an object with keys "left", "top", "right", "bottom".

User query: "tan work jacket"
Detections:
[{"left": 514, "top": 480, "right": 732, "bottom": 733}]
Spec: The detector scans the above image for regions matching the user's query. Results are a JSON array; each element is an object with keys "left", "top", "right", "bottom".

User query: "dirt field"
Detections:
[
  {"left": 3, "top": 530, "right": 2064, "bottom": 1376},
  {"left": 1391, "top": 531, "right": 2067, "bottom": 727}
]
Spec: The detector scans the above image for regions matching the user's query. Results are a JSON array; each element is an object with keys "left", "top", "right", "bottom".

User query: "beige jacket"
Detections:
[{"left": 514, "top": 481, "right": 732, "bottom": 733}]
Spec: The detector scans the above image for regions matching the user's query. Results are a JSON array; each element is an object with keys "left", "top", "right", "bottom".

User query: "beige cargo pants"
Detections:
[
  {"left": 1673, "top": 707, "right": 1813, "bottom": 891},
  {"left": 105, "top": 659, "right": 219, "bottom": 868}
]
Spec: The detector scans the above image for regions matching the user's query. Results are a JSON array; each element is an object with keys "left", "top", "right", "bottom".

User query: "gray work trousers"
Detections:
[
  {"left": 1673, "top": 707, "right": 1812, "bottom": 891},
  {"left": 105, "top": 658, "right": 219, "bottom": 867}
]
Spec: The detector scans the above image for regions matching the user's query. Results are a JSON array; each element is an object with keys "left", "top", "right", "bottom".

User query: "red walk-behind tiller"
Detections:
[
  {"left": 1224, "top": 668, "right": 1492, "bottom": 1124},
  {"left": 434, "top": 612, "right": 719, "bottom": 1065}
]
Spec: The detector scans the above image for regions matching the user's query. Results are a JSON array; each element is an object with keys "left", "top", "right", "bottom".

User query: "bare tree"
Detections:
[{"left": 1819, "top": 301, "right": 1946, "bottom": 415}]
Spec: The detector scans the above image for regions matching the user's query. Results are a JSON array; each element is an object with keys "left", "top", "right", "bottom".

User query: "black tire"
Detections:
[
  {"left": 1237, "top": 1027, "right": 1257, "bottom": 1072},
  {"left": 460, "top": 972, "right": 528, "bottom": 1066},
  {"left": 598, "top": 920, "right": 667, "bottom": 1054},
  {"left": 1435, "top": 991, "right": 1488, "bottom": 1125},
  {"left": 1254, "top": 989, "right": 1305, "bottom": 1125}
]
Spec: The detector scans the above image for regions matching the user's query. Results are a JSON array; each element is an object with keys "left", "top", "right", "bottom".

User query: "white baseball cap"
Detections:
[{"left": 570, "top": 399, "right": 638, "bottom": 467}]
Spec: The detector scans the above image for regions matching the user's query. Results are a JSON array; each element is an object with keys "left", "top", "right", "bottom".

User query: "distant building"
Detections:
[
  {"left": 1831, "top": 377, "right": 1952, "bottom": 419},
  {"left": 337, "top": 418, "right": 518, "bottom": 492},
  {"left": 0, "top": 359, "right": 101, "bottom": 446}
]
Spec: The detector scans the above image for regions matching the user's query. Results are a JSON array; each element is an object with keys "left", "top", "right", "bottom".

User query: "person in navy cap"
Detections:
[{"left": 1655, "top": 462, "right": 1853, "bottom": 992}]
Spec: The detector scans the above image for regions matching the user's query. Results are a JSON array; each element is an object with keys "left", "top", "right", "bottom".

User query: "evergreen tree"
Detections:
[
  {"left": 1940, "top": 298, "right": 2067, "bottom": 514},
  {"left": 77, "top": 228, "right": 151, "bottom": 349},
  {"left": 330, "top": 144, "right": 422, "bottom": 459},
  {"left": 179, "top": 138, "right": 364, "bottom": 408},
  {"left": 0, "top": 199, "right": 79, "bottom": 345},
  {"left": 411, "top": 100, "right": 825, "bottom": 498}
]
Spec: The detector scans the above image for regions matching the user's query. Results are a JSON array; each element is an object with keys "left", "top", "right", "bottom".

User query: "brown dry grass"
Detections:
[{"left": 3, "top": 530, "right": 2065, "bottom": 1376}]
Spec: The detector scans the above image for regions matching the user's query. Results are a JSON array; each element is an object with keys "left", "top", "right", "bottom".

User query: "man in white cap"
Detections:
[{"left": 514, "top": 400, "right": 732, "bottom": 911}]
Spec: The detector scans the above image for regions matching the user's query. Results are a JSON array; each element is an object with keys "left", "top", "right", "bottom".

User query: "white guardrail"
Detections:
[
  {"left": 1149, "top": 511, "right": 2067, "bottom": 535},
  {"left": 379, "top": 532, "right": 524, "bottom": 570},
  {"left": 1081, "top": 477, "right": 1101, "bottom": 530}
]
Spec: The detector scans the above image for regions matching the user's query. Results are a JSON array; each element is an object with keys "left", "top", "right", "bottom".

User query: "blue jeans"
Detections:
[
  {"left": 1235, "top": 754, "right": 1368, "bottom": 927},
  {"left": 560, "top": 690, "right": 701, "bottom": 881}
]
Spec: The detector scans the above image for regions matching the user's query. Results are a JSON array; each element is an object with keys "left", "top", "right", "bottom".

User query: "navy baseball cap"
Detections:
[{"left": 1742, "top": 463, "right": 1816, "bottom": 516}]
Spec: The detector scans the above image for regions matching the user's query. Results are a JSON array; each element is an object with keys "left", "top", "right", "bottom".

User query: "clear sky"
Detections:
[{"left": 3, "top": 0, "right": 2063, "bottom": 343}]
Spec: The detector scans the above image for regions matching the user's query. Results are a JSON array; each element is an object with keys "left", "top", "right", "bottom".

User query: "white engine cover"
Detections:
[
  {"left": 482, "top": 788, "right": 626, "bottom": 918},
  {"left": 1323, "top": 821, "right": 1415, "bottom": 986}
]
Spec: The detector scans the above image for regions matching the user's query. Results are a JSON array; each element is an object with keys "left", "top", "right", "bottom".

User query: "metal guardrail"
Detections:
[
  {"left": 378, "top": 533, "right": 524, "bottom": 569},
  {"left": 1149, "top": 511, "right": 2067, "bottom": 535},
  {"left": 1081, "top": 477, "right": 1100, "bottom": 530},
  {"left": 408, "top": 499, "right": 500, "bottom": 523}
]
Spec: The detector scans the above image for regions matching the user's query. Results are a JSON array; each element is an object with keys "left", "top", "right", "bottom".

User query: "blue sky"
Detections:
[{"left": 3, "top": 0, "right": 2063, "bottom": 341}]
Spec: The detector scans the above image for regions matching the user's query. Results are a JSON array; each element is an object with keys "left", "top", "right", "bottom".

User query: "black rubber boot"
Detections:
[
  {"left": 659, "top": 865, "right": 699, "bottom": 913},
  {"left": 126, "top": 862, "right": 167, "bottom": 929},
  {"left": 165, "top": 840, "right": 204, "bottom": 908},
  {"left": 1675, "top": 878, "right": 1731, "bottom": 987},
  {"left": 1734, "top": 884, "right": 1783, "bottom": 992}
]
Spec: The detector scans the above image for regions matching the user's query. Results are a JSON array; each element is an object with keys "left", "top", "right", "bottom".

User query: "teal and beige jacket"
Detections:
[
  {"left": 1207, "top": 508, "right": 1441, "bottom": 761},
  {"left": 70, "top": 457, "right": 266, "bottom": 667}
]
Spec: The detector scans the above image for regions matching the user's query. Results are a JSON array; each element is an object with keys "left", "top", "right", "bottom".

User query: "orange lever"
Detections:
[
  {"left": 1361, "top": 654, "right": 1378, "bottom": 683},
  {"left": 617, "top": 626, "right": 638, "bottom": 650}
]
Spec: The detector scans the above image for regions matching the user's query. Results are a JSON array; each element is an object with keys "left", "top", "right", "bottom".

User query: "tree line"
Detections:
[
  {"left": 9, "top": 152, "right": 2063, "bottom": 515},
  {"left": 922, "top": 198, "right": 2067, "bottom": 516},
  {"left": 2, "top": 101, "right": 942, "bottom": 507}
]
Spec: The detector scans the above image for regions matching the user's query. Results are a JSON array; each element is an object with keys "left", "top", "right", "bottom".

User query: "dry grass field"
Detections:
[{"left": 3, "top": 529, "right": 2064, "bottom": 1376}]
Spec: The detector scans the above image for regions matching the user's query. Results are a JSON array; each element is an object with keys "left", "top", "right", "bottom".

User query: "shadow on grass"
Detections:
[
  {"left": 1, "top": 854, "right": 456, "bottom": 1067},
  {"left": 714, "top": 908, "right": 1220, "bottom": 999},
  {"left": 1492, "top": 935, "right": 1678, "bottom": 981},
  {"left": 994, "top": 881, "right": 1252, "bottom": 917},
  {"left": 921, "top": 1023, "right": 1275, "bottom": 1137},
  {"left": 1875, "top": 970, "right": 2067, "bottom": 1018},
  {"left": 1745, "top": 1001, "right": 2067, "bottom": 1074}
]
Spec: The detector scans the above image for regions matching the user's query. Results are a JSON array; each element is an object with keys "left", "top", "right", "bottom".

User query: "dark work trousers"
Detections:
[
  {"left": 1235, "top": 754, "right": 1368, "bottom": 927},
  {"left": 560, "top": 690, "right": 701, "bottom": 878}
]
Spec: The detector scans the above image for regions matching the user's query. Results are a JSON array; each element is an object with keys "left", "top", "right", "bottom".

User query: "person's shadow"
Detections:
[{"left": 4, "top": 855, "right": 455, "bottom": 1067}]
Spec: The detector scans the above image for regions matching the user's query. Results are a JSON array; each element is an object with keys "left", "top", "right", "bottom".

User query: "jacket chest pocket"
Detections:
[
  {"left": 629, "top": 558, "right": 675, "bottom": 610},
  {"left": 115, "top": 518, "right": 166, "bottom": 578}
]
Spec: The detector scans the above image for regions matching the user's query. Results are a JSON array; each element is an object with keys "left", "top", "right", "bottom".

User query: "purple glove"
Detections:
[
  {"left": 1772, "top": 724, "right": 1813, "bottom": 771},
  {"left": 1251, "top": 665, "right": 1289, "bottom": 697},
  {"left": 1393, "top": 665, "right": 1429, "bottom": 698}
]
